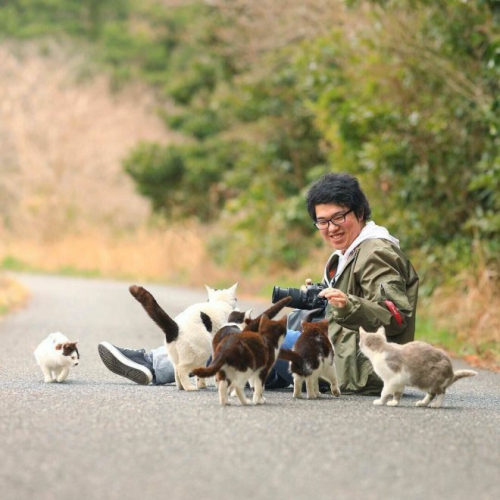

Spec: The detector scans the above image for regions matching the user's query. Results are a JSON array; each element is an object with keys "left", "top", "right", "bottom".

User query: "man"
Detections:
[
  {"left": 304, "top": 172, "right": 418, "bottom": 394},
  {"left": 99, "top": 172, "right": 418, "bottom": 394}
]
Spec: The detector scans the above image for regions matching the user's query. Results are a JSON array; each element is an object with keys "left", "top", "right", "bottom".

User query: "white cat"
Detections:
[
  {"left": 129, "top": 283, "right": 238, "bottom": 391},
  {"left": 359, "top": 326, "right": 477, "bottom": 408},
  {"left": 34, "top": 332, "right": 80, "bottom": 383}
]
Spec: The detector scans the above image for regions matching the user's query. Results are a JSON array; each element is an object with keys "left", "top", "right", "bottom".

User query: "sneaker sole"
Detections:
[{"left": 98, "top": 342, "right": 153, "bottom": 385}]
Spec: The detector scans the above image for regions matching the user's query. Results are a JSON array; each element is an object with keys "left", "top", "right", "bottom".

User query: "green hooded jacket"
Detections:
[{"left": 323, "top": 236, "right": 419, "bottom": 395}]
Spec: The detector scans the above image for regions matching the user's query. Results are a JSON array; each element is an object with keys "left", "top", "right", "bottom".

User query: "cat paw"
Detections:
[
  {"left": 253, "top": 397, "right": 266, "bottom": 405},
  {"left": 182, "top": 385, "right": 198, "bottom": 391},
  {"left": 331, "top": 389, "right": 341, "bottom": 397},
  {"left": 429, "top": 402, "right": 442, "bottom": 408},
  {"left": 373, "top": 399, "right": 384, "bottom": 405},
  {"left": 293, "top": 393, "right": 303, "bottom": 399},
  {"left": 44, "top": 378, "right": 54, "bottom": 383},
  {"left": 415, "top": 400, "right": 429, "bottom": 407},
  {"left": 386, "top": 400, "right": 399, "bottom": 407}
]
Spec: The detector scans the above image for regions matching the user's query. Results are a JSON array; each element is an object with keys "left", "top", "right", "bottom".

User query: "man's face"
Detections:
[{"left": 315, "top": 203, "right": 365, "bottom": 253}]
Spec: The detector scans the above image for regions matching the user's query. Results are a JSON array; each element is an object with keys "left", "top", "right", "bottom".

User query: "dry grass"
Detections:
[
  {"left": 0, "top": 224, "right": 237, "bottom": 286},
  {"left": 0, "top": 273, "right": 30, "bottom": 315},
  {"left": 430, "top": 261, "right": 500, "bottom": 372},
  {"left": 0, "top": 40, "right": 184, "bottom": 240}
]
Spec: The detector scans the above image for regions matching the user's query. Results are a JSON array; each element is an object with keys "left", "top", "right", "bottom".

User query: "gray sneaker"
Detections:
[{"left": 98, "top": 342, "right": 154, "bottom": 385}]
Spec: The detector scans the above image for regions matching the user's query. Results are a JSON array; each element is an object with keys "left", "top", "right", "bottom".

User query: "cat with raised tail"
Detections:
[
  {"left": 129, "top": 283, "right": 238, "bottom": 391},
  {"left": 279, "top": 320, "right": 340, "bottom": 399},
  {"left": 212, "top": 296, "right": 292, "bottom": 352},
  {"left": 212, "top": 309, "right": 254, "bottom": 353},
  {"left": 210, "top": 297, "right": 291, "bottom": 392},
  {"left": 192, "top": 314, "right": 288, "bottom": 406},
  {"left": 34, "top": 332, "right": 79, "bottom": 383},
  {"left": 359, "top": 327, "right": 477, "bottom": 407}
]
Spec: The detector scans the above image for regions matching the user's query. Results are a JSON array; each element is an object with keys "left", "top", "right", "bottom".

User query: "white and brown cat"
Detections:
[
  {"left": 129, "top": 283, "right": 238, "bottom": 391},
  {"left": 359, "top": 326, "right": 477, "bottom": 408},
  {"left": 192, "top": 314, "right": 288, "bottom": 406},
  {"left": 34, "top": 332, "right": 79, "bottom": 383},
  {"left": 210, "top": 297, "right": 292, "bottom": 391},
  {"left": 280, "top": 320, "right": 340, "bottom": 399},
  {"left": 211, "top": 296, "right": 291, "bottom": 352}
]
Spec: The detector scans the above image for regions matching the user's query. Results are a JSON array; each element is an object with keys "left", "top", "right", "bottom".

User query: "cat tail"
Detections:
[
  {"left": 451, "top": 370, "right": 477, "bottom": 385},
  {"left": 129, "top": 285, "right": 179, "bottom": 343},
  {"left": 192, "top": 353, "right": 226, "bottom": 379},
  {"left": 278, "top": 348, "right": 304, "bottom": 373},
  {"left": 244, "top": 297, "right": 292, "bottom": 332}
]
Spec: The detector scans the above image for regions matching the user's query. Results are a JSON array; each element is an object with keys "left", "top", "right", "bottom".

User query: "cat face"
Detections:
[
  {"left": 205, "top": 283, "right": 238, "bottom": 308},
  {"left": 55, "top": 341, "right": 80, "bottom": 366}
]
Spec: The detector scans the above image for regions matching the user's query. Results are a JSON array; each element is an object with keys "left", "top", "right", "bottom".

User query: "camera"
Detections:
[{"left": 271, "top": 283, "right": 327, "bottom": 310}]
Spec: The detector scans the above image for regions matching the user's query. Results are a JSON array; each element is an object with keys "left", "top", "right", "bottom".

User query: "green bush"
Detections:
[{"left": 2, "top": 0, "right": 498, "bottom": 283}]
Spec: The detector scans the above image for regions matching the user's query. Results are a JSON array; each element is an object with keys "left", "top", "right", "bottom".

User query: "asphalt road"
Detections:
[{"left": 0, "top": 273, "right": 499, "bottom": 500}]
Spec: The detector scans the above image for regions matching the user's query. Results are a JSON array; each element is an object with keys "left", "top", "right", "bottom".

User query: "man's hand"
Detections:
[{"left": 319, "top": 288, "right": 348, "bottom": 308}]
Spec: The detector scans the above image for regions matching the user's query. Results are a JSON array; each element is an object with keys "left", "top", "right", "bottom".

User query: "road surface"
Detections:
[{"left": 0, "top": 273, "right": 498, "bottom": 500}]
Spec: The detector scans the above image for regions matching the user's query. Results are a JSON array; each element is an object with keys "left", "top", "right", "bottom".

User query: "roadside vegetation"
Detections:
[
  {"left": 0, "top": 273, "right": 29, "bottom": 316},
  {"left": 0, "top": 0, "right": 498, "bottom": 368}
]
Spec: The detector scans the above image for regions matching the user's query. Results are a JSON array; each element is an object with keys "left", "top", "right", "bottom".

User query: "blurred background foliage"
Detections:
[{"left": 0, "top": 0, "right": 498, "bottom": 364}]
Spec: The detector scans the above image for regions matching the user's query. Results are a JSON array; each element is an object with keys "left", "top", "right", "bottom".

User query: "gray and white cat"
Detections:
[
  {"left": 129, "top": 283, "right": 238, "bottom": 391},
  {"left": 34, "top": 332, "right": 79, "bottom": 383},
  {"left": 359, "top": 326, "right": 477, "bottom": 408}
]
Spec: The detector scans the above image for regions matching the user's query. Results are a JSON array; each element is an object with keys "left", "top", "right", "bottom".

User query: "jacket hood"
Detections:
[{"left": 323, "top": 221, "right": 400, "bottom": 286}]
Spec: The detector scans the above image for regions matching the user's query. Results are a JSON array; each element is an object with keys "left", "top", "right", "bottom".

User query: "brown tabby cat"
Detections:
[{"left": 192, "top": 315, "right": 288, "bottom": 406}]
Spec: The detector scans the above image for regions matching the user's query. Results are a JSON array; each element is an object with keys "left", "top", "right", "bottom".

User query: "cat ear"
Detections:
[
  {"left": 376, "top": 326, "right": 386, "bottom": 337},
  {"left": 229, "top": 283, "right": 238, "bottom": 293},
  {"left": 244, "top": 309, "right": 253, "bottom": 320},
  {"left": 259, "top": 314, "right": 270, "bottom": 328},
  {"left": 359, "top": 327, "right": 367, "bottom": 336}
]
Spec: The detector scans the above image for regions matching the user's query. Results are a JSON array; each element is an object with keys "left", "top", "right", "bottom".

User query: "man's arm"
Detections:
[{"left": 321, "top": 246, "right": 414, "bottom": 336}]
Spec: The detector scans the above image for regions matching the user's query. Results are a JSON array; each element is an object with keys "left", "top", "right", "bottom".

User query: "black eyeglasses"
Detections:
[{"left": 313, "top": 209, "right": 353, "bottom": 230}]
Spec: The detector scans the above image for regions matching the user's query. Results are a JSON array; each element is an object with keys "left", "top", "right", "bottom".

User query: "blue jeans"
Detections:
[
  {"left": 264, "top": 329, "right": 300, "bottom": 388},
  {"left": 148, "top": 329, "right": 301, "bottom": 388}
]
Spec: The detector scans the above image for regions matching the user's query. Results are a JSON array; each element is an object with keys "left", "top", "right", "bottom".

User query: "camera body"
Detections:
[{"left": 272, "top": 283, "right": 327, "bottom": 310}]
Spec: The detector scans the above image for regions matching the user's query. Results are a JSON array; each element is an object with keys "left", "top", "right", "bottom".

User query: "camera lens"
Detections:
[
  {"left": 272, "top": 286, "right": 306, "bottom": 309},
  {"left": 272, "top": 286, "right": 288, "bottom": 303}
]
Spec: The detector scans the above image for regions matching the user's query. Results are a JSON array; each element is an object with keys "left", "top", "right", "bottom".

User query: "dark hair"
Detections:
[{"left": 305, "top": 172, "right": 372, "bottom": 222}]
